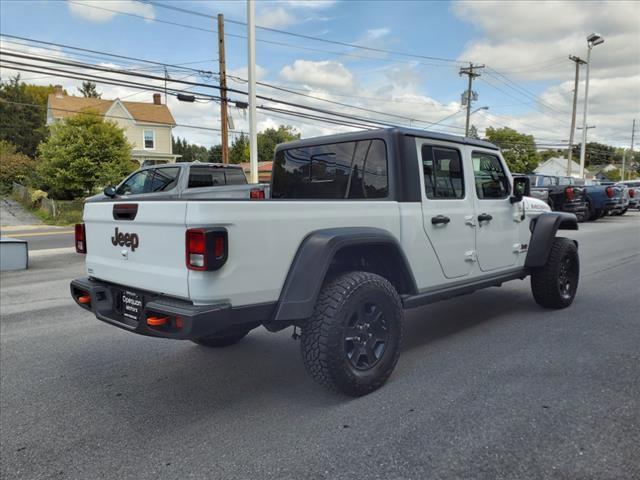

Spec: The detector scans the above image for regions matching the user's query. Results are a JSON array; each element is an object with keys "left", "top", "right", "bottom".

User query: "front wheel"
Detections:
[
  {"left": 300, "top": 271, "right": 403, "bottom": 397},
  {"left": 531, "top": 237, "right": 579, "bottom": 309}
]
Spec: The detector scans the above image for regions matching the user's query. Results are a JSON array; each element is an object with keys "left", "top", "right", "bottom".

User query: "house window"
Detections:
[{"left": 143, "top": 130, "right": 155, "bottom": 149}]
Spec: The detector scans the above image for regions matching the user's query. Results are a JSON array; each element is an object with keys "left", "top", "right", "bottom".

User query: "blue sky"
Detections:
[{"left": 1, "top": 1, "right": 638, "bottom": 148}]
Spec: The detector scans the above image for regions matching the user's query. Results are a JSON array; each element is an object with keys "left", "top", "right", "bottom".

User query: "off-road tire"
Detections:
[
  {"left": 531, "top": 237, "right": 579, "bottom": 309},
  {"left": 192, "top": 329, "right": 250, "bottom": 347},
  {"left": 300, "top": 271, "right": 403, "bottom": 397}
]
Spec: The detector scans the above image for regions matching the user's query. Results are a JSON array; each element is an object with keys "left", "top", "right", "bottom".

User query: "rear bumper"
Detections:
[
  {"left": 70, "top": 277, "right": 272, "bottom": 340},
  {"left": 561, "top": 201, "right": 587, "bottom": 216}
]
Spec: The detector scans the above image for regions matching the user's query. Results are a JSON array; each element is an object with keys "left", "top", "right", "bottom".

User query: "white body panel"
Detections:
[{"left": 82, "top": 147, "right": 551, "bottom": 308}]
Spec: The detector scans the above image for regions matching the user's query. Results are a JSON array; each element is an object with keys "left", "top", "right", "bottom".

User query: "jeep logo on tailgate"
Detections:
[{"left": 111, "top": 227, "right": 139, "bottom": 251}]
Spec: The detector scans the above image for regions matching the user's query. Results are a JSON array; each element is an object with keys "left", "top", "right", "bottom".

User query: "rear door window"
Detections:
[
  {"left": 116, "top": 167, "right": 180, "bottom": 195},
  {"left": 422, "top": 145, "right": 464, "bottom": 199},
  {"left": 187, "top": 167, "right": 248, "bottom": 188},
  {"left": 271, "top": 139, "right": 388, "bottom": 199}
]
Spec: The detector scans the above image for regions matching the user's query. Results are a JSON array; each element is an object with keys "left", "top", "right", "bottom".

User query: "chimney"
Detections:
[
  {"left": 153, "top": 93, "right": 162, "bottom": 105},
  {"left": 54, "top": 85, "right": 64, "bottom": 98}
]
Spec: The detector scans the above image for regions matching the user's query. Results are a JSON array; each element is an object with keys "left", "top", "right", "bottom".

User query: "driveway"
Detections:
[{"left": 0, "top": 197, "right": 42, "bottom": 227}]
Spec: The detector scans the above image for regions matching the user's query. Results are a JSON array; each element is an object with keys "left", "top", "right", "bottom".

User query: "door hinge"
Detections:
[
  {"left": 464, "top": 215, "right": 477, "bottom": 227},
  {"left": 464, "top": 250, "right": 477, "bottom": 262}
]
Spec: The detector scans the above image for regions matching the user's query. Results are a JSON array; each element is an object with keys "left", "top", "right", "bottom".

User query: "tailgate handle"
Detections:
[{"left": 113, "top": 203, "right": 138, "bottom": 221}]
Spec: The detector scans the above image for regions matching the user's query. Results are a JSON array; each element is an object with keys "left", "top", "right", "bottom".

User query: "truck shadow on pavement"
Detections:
[{"left": 61, "top": 280, "right": 548, "bottom": 427}]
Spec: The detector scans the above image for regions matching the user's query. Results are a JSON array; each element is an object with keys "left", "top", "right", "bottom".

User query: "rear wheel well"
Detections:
[{"left": 326, "top": 244, "right": 415, "bottom": 295}]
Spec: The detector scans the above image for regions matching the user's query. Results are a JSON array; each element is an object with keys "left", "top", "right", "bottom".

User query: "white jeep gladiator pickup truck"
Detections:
[{"left": 71, "top": 127, "right": 580, "bottom": 396}]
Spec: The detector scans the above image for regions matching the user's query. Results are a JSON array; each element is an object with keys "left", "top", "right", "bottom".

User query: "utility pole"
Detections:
[
  {"left": 163, "top": 66, "right": 168, "bottom": 104},
  {"left": 247, "top": 0, "right": 258, "bottom": 183},
  {"left": 623, "top": 118, "right": 636, "bottom": 181},
  {"left": 218, "top": 14, "right": 229, "bottom": 164},
  {"left": 567, "top": 55, "right": 586, "bottom": 176},
  {"left": 459, "top": 63, "right": 484, "bottom": 137}
]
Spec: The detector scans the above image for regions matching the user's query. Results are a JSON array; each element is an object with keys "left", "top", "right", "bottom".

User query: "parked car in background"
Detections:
[
  {"left": 526, "top": 174, "right": 588, "bottom": 222},
  {"left": 582, "top": 183, "right": 621, "bottom": 220},
  {"left": 610, "top": 183, "right": 630, "bottom": 215},
  {"left": 619, "top": 181, "right": 639, "bottom": 211},
  {"left": 88, "top": 162, "right": 270, "bottom": 202}
]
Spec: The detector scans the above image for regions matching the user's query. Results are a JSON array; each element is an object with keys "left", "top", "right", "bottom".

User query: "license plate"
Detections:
[{"left": 121, "top": 290, "right": 143, "bottom": 320}]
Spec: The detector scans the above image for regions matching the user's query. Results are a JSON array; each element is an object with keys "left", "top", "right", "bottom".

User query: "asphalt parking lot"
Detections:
[{"left": 1, "top": 212, "right": 639, "bottom": 480}]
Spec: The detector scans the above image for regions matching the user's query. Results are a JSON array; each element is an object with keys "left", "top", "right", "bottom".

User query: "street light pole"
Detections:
[
  {"left": 247, "top": 0, "right": 258, "bottom": 184},
  {"left": 579, "top": 33, "right": 604, "bottom": 178}
]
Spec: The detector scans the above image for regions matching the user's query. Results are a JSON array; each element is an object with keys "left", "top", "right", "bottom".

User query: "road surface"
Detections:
[{"left": 1, "top": 212, "right": 639, "bottom": 480}]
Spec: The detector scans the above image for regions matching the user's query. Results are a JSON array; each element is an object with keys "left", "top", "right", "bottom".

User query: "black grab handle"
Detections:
[
  {"left": 431, "top": 215, "right": 451, "bottom": 225},
  {"left": 477, "top": 213, "right": 493, "bottom": 222}
]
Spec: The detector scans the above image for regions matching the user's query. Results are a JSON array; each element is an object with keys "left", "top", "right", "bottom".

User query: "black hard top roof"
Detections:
[
  {"left": 140, "top": 162, "right": 243, "bottom": 170},
  {"left": 275, "top": 127, "right": 499, "bottom": 152}
]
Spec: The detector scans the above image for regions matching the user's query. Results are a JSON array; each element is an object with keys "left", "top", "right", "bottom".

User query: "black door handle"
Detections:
[
  {"left": 478, "top": 213, "right": 493, "bottom": 222},
  {"left": 431, "top": 215, "right": 451, "bottom": 225}
]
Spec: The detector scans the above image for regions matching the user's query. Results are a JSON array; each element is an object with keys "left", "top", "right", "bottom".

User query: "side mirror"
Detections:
[
  {"left": 104, "top": 185, "right": 117, "bottom": 198},
  {"left": 510, "top": 176, "right": 530, "bottom": 204}
]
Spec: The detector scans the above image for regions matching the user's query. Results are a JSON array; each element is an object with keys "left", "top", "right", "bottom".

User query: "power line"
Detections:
[
  {"left": 140, "top": 0, "right": 466, "bottom": 65},
  {"left": 485, "top": 67, "right": 569, "bottom": 116},
  {"left": 0, "top": 51, "right": 414, "bottom": 129},
  {"left": 1, "top": 61, "right": 380, "bottom": 131},
  {"left": 0, "top": 34, "right": 216, "bottom": 76},
  {"left": 0, "top": 99, "right": 246, "bottom": 134}
]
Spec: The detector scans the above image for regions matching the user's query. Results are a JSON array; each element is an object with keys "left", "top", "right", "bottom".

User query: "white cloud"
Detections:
[
  {"left": 451, "top": 0, "right": 640, "bottom": 146},
  {"left": 67, "top": 0, "right": 155, "bottom": 23},
  {"left": 256, "top": 7, "right": 296, "bottom": 28},
  {"left": 365, "top": 28, "right": 390, "bottom": 40},
  {"left": 283, "top": 0, "right": 337, "bottom": 9},
  {"left": 280, "top": 60, "right": 354, "bottom": 89}
]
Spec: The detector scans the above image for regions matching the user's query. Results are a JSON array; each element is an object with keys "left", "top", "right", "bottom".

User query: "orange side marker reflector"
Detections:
[
  {"left": 78, "top": 295, "right": 91, "bottom": 304},
  {"left": 175, "top": 317, "right": 184, "bottom": 329},
  {"left": 147, "top": 316, "right": 169, "bottom": 327}
]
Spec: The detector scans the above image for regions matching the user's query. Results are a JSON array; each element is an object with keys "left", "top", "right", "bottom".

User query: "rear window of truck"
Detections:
[
  {"left": 187, "top": 166, "right": 248, "bottom": 188},
  {"left": 271, "top": 139, "right": 388, "bottom": 199},
  {"left": 116, "top": 167, "right": 180, "bottom": 195}
]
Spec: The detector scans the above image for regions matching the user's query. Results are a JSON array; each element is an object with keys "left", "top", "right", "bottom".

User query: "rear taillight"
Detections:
[
  {"left": 75, "top": 223, "right": 86, "bottom": 254},
  {"left": 629, "top": 188, "right": 635, "bottom": 198},
  {"left": 185, "top": 228, "right": 228, "bottom": 271},
  {"left": 250, "top": 188, "right": 265, "bottom": 200},
  {"left": 565, "top": 186, "right": 574, "bottom": 201},
  {"left": 606, "top": 186, "right": 613, "bottom": 198}
]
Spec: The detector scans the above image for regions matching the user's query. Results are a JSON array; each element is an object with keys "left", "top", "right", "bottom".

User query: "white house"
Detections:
[
  {"left": 47, "top": 86, "right": 179, "bottom": 165},
  {"left": 534, "top": 156, "right": 592, "bottom": 179}
]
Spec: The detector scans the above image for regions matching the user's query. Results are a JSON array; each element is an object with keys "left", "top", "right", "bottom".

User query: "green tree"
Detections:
[
  {"left": 78, "top": 81, "right": 101, "bottom": 98},
  {"left": 229, "top": 133, "right": 250, "bottom": 164},
  {"left": 0, "top": 140, "right": 37, "bottom": 188},
  {"left": 485, "top": 126, "right": 539, "bottom": 173},
  {"left": 572, "top": 142, "right": 617, "bottom": 168},
  {"left": 208, "top": 144, "right": 223, "bottom": 163},
  {"left": 37, "top": 113, "right": 134, "bottom": 199},
  {"left": 0, "top": 74, "right": 51, "bottom": 157},
  {"left": 257, "top": 125, "right": 300, "bottom": 161}
]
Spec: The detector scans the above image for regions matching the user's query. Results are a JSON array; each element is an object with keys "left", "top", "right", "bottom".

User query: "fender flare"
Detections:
[
  {"left": 272, "top": 227, "right": 418, "bottom": 323},
  {"left": 525, "top": 212, "right": 578, "bottom": 268}
]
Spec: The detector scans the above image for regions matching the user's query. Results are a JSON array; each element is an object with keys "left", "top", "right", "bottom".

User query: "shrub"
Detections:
[
  {"left": 37, "top": 113, "right": 135, "bottom": 199},
  {"left": 30, "top": 189, "right": 48, "bottom": 207},
  {"left": 0, "top": 140, "right": 37, "bottom": 187}
]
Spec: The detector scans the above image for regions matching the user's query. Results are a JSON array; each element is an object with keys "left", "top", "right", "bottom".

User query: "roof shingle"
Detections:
[{"left": 47, "top": 94, "right": 176, "bottom": 126}]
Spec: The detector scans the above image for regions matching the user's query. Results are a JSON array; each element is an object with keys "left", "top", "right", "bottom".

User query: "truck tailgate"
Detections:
[{"left": 83, "top": 201, "right": 189, "bottom": 299}]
